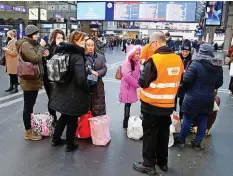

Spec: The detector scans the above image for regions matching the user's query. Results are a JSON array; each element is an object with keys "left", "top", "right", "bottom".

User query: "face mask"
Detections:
[{"left": 56, "top": 40, "right": 62, "bottom": 46}]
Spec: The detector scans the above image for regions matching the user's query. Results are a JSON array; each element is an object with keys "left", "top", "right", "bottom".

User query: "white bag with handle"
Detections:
[
  {"left": 230, "top": 62, "right": 233, "bottom": 76},
  {"left": 127, "top": 116, "right": 143, "bottom": 140}
]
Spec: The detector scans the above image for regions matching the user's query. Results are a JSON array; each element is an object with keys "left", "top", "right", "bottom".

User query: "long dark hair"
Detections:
[{"left": 130, "top": 59, "right": 135, "bottom": 71}]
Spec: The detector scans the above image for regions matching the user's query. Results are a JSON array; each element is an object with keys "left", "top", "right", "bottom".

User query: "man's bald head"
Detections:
[{"left": 149, "top": 32, "right": 166, "bottom": 44}]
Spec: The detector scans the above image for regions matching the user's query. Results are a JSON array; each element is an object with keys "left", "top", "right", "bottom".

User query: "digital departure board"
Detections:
[{"left": 114, "top": 1, "right": 196, "bottom": 22}]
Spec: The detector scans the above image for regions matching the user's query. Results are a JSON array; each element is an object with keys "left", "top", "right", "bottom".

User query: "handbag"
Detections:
[
  {"left": 115, "top": 65, "right": 122, "bottom": 80},
  {"left": 0, "top": 50, "right": 5, "bottom": 66},
  {"left": 75, "top": 111, "right": 93, "bottom": 138},
  {"left": 17, "top": 46, "right": 40, "bottom": 80}
]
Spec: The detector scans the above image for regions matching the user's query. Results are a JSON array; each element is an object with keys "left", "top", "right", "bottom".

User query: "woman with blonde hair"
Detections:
[
  {"left": 50, "top": 30, "right": 90, "bottom": 152},
  {"left": 2, "top": 30, "right": 19, "bottom": 93}
]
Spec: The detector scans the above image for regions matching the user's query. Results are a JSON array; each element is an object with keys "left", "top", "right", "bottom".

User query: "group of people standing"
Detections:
[
  {"left": 6, "top": 25, "right": 107, "bottom": 152},
  {"left": 118, "top": 31, "right": 223, "bottom": 175}
]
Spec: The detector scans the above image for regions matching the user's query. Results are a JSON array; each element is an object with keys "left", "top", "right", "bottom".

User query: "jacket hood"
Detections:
[
  {"left": 199, "top": 60, "right": 222, "bottom": 72},
  {"left": 48, "top": 29, "right": 66, "bottom": 45},
  {"left": 155, "top": 46, "right": 173, "bottom": 54},
  {"left": 55, "top": 42, "right": 85, "bottom": 55},
  {"left": 15, "top": 37, "right": 37, "bottom": 51},
  {"left": 126, "top": 45, "right": 142, "bottom": 61},
  {"left": 192, "top": 52, "right": 224, "bottom": 66}
]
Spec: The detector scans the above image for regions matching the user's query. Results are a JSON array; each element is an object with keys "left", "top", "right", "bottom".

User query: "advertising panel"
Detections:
[
  {"left": 77, "top": 2, "right": 106, "bottom": 20},
  {"left": 205, "top": 1, "right": 223, "bottom": 26}
]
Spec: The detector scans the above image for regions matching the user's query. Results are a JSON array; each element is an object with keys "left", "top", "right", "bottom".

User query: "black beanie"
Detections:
[{"left": 181, "top": 39, "right": 191, "bottom": 51}]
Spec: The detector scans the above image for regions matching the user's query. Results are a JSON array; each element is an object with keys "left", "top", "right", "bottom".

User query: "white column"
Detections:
[{"left": 223, "top": 3, "right": 233, "bottom": 51}]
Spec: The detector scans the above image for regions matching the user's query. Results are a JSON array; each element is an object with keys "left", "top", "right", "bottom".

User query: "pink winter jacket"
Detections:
[{"left": 119, "top": 45, "right": 141, "bottom": 103}]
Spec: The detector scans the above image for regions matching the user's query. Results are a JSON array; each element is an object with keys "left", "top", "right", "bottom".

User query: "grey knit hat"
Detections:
[{"left": 25, "top": 25, "right": 39, "bottom": 36}]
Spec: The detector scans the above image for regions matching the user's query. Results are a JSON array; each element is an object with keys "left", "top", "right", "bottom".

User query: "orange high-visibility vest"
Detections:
[
  {"left": 140, "top": 44, "right": 154, "bottom": 65},
  {"left": 139, "top": 53, "right": 184, "bottom": 108}
]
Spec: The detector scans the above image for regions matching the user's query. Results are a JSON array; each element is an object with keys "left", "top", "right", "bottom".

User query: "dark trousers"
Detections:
[
  {"left": 142, "top": 111, "right": 171, "bottom": 166},
  {"left": 53, "top": 114, "right": 78, "bottom": 145},
  {"left": 229, "top": 77, "right": 233, "bottom": 92},
  {"left": 122, "top": 46, "right": 126, "bottom": 53},
  {"left": 44, "top": 82, "right": 57, "bottom": 120},
  {"left": 9, "top": 74, "right": 18, "bottom": 85},
  {"left": 23, "top": 90, "right": 38, "bottom": 130}
]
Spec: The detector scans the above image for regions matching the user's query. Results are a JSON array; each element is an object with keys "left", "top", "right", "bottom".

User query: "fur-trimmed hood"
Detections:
[{"left": 126, "top": 45, "right": 142, "bottom": 61}]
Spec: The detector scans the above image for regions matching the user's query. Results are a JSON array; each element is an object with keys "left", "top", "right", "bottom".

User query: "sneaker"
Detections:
[
  {"left": 24, "top": 129, "right": 42, "bottom": 141},
  {"left": 133, "top": 162, "right": 158, "bottom": 175}
]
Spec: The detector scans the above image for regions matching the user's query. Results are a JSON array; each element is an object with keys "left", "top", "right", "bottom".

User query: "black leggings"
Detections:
[
  {"left": 53, "top": 114, "right": 78, "bottom": 145},
  {"left": 44, "top": 82, "right": 57, "bottom": 120},
  {"left": 9, "top": 74, "right": 18, "bottom": 85},
  {"left": 23, "top": 90, "right": 38, "bottom": 130}
]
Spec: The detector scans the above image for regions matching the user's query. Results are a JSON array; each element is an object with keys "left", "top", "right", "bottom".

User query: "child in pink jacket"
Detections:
[{"left": 119, "top": 45, "right": 142, "bottom": 128}]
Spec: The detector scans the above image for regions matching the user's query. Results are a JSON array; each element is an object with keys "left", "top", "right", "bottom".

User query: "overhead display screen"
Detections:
[
  {"left": 114, "top": 1, "right": 196, "bottom": 22},
  {"left": 77, "top": 2, "right": 106, "bottom": 20},
  {"left": 205, "top": 1, "right": 223, "bottom": 26}
]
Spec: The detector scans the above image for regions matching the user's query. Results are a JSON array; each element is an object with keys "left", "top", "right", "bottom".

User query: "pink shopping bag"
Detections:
[{"left": 89, "top": 115, "right": 111, "bottom": 146}]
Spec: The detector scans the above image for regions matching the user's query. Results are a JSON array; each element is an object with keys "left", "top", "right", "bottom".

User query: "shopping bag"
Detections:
[
  {"left": 31, "top": 113, "right": 54, "bottom": 136},
  {"left": 89, "top": 115, "right": 111, "bottom": 146},
  {"left": 230, "top": 62, "right": 233, "bottom": 76},
  {"left": 127, "top": 116, "right": 143, "bottom": 140},
  {"left": 171, "top": 111, "right": 181, "bottom": 133},
  {"left": 76, "top": 111, "right": 93, "bottom": 138},
  {"left": 168, "top": 124, "right": 176, "bottom": 147}
]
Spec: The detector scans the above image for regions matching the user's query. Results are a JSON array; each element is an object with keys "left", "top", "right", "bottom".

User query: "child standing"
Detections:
[{"left": 119, "top": 45, "right": 142, "bottom": 128}]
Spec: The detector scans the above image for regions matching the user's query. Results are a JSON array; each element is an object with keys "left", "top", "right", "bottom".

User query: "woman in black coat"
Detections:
[
  {"left": 85, "top": 38, "right": 107, "bottom": 116},
  {"left": 178, "top": 43, "right": 223, "bottom": 150},
  {"left": 50, "top": 31, "right": 89, "bottom": 152}
]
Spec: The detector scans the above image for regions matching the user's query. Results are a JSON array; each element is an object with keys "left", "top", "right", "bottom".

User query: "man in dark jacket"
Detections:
[
  {"left": 133, "top": 32, "right": 184, "bottom": 175},
  {"left": 95, "top": 34, "right": 107, "bottom": 56},
  {"left": 165, "top": 32, "right": 175, "bottom": 51}
]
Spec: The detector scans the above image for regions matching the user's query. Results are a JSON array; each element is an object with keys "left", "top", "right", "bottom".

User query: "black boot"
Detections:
[
  {"left": 123, "top": 103, "right": 131, "bottom": 129},
  {"left": 5, "top": 83, "right": 13, "bottom": 92},
  {"left": 11, "top": 85, "right": 18, "bottom": 93}
]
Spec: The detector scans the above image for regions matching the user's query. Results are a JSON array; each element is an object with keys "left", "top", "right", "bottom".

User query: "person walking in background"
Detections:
[
  {"left": 119, "top": 45, "right": 142, "bottom": 129},
  {"left": 133, "top": 32, "right": 183, "bottom": 175},
  {"left": 50, "top": 31, "right": 90, "bottom": 152},
  {"left": 177, "top": 43, "right": 223, "bottom": 150},
  {"left": 165, "top": 32, "right": 175, "bottom": 51},
  {"left": 43, "top": 29, "right": 66, "bottom": 124},
  {"left": 16, "top": 25, "right": 46, "bottom": 141},
  {"left": 95, "top": 34, "right": 107, "bottom": 56},
  {"left": 85, "top": 38, "right": 107, "bottom": 116},
  {"left": 2, "top": 30, "right": 19, "bottom": 93}
]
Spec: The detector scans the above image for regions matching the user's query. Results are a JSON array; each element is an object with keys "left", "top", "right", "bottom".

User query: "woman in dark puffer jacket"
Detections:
[
  {"left": 177, "top": 43, "right": 223, "bottom": 150},
  {"left": 49, "top": 31, "right": 89, "bottom": 152}
]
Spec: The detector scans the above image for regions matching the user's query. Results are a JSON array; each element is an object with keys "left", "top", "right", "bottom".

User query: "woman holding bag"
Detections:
[
  {"left": 85, "top": 38, "right": 107, "bottom": 117},
  {"left": 119, "top": 45, "right": 142, "bottom": 128},
  {"left": 16, "top": 25, "right": 46, "bottom": 141}
]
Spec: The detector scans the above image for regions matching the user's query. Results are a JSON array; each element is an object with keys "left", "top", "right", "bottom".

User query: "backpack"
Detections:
[{"left": 46, "top": 53, "right": 70, "bottom": 83}]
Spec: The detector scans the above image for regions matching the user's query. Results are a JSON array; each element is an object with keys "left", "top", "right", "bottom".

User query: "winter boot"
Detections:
[
  {"left": 5, "top": 83, "right": 13, "bottom": 92},
  {"left": 123, "top": 103, "right": 131, "bottom": 129},
  {"left": 11, "top": 85, "right": 18, "bottom": 93}
]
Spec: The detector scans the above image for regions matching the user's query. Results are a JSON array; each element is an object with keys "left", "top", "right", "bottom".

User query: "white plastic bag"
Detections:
[
  {"left": 230, "top": 62, "right": 233, "bottom": 76},
  {"left": 168, "top": 124, "right": 176, "bottom": 147},
  {"left": 127, "top": 116, "right": 143, "bottom": 140},
  {"left": 171, "top": 111, "right": 181, "bottom": 133},
  {"left": 213, "top": 101, "right": 220, "bottom": 111}
]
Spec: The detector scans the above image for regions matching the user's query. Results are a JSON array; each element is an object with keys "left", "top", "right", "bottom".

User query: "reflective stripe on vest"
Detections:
[
  {"left": 149, "top": 82, "right": 180, "bottom": 88},
  {"left": 140, "top": 89, "right": 176, "bottom": 100}
]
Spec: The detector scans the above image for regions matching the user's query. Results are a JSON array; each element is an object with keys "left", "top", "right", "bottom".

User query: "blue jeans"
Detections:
[{"left": 179, "top": 113, "right": 208, "bottom": 145}]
